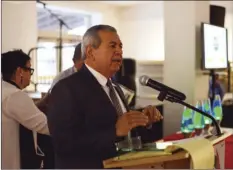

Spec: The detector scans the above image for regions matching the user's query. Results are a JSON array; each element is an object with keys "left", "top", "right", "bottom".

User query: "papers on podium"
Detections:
[
  {"left": 170, "top": 137, "right": 215, "bottom": 169},
  {"left": 112, "top": 136, "right": 215, "bottom": 169}
]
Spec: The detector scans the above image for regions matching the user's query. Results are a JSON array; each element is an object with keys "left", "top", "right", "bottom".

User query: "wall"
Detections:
[
  {"left": 118, "top": 2, "right": 164, "bottom": 61},
  {"left": 163, "top": 1, "right": 198, "bottom": 136},
  {"left": 194, "top": 1, "right": 211, "bottom": 102},
  {"left": 2, "top": 1, "right": 37, "bottom": 53},
  {"left": 225, "top": 13, "right": 233, "bottom": 62}
]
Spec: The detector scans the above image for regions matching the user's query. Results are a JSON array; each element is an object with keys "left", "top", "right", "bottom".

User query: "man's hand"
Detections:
[
  {"left": 142, "top": 105, "right": 163, "bottom": 125},
  {"left": 116, "top": 111, "right": 149, "bottom": 137}
]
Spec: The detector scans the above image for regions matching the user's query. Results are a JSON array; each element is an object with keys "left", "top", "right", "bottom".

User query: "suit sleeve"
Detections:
[{"left": 47, "top": 82, "right": 117, "bottom": 157}]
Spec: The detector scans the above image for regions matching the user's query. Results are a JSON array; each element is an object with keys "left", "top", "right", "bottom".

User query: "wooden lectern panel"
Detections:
[
  {"left": 103, "top": 150, "right": 190, "bottom": 169},
  {"left": 163, "top": 158, "right": 190, "bottom": 169},
  {"left": 119, "top": 158, "right": 191, "bottom": 169}
]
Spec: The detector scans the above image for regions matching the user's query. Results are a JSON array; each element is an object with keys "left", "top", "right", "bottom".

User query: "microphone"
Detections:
[
  {"left": 140, "top": 75, "right": 222, "bottom": 136},
  {"left": 139, "top": 75, "right": 186, "bottom": 101}
]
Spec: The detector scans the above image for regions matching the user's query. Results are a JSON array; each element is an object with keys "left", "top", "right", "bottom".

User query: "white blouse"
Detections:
[{"left": 1, "top": 81, "right": 49, "bottom": 169}]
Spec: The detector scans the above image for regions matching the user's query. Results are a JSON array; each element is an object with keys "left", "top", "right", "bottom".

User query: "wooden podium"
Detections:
[{"left": 103, "top": 128, "right": 233, "bottom": 169}]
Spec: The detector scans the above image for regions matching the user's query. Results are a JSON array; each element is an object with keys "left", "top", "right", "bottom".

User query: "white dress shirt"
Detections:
[
  {"left": 85, "top": 64, "right": 127, "bottom": 113},
  {"left": 1, "top": 81, "right": 49, "bottom": 169}
]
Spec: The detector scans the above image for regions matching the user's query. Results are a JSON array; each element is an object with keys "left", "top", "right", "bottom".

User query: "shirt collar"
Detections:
[
  {"left": 85, "top": 64, "right": 108, "bottom": 87},
  {"left": 3, "top": 79, "right": 21, "bottom": 89},
  {"left": 73, "top": 66, "right": 77, "bottom": 72}
]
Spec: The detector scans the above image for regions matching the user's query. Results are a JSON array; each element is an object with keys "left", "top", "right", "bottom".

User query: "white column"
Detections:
[
  {"left": 163, "top": 1, "right": 210, "bottom": 136},
  {"left": 225, "top": 12, "right": 233, "bottom": 62},
  {"left": 2, "top": 1, "right": 37, "bottom": 53}
]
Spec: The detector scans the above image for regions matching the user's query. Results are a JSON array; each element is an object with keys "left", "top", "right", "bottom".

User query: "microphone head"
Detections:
[{"left": 139, "top": 75, "right": 149, "bottom": 86}]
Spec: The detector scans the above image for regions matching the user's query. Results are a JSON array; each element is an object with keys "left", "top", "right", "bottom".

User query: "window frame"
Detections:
[{"left": 27, "top": 35, "right": 81, "bottom": 92}]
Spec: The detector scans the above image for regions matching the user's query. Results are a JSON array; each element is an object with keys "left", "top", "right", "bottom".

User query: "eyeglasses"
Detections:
[{"left": 22, "top": 67, "right": 34, "bottom": 75}]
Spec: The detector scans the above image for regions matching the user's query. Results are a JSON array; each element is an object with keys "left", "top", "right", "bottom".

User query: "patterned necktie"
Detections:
[
  {"left": 107, "top": 80, "right": 133, "bottom": 141},
  {"left": 106, "top": 79, "right": 123, "bottom": 116}
]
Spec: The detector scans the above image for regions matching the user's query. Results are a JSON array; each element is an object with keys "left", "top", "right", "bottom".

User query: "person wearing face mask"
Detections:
[
  {"left": 47, "top": 25, "right": 163, "bottom": 169},
  {"left": 1, "top": 50, "right": 50, "bottom": 169}
]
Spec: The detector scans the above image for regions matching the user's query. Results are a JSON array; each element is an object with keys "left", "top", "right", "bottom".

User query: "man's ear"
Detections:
[{"left": 86, "top": 45, "right": 95, "bottom": 61}]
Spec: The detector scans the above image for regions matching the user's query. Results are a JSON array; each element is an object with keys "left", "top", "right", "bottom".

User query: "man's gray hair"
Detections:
[{"left": 81, "top": 25, "right": 117, "bottom": 60}]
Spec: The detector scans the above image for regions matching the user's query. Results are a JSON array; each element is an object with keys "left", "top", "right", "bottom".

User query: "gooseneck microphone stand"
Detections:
[
  {"left": 36, "top": 0, "right": 71, "bottom": 72},
  {"left": 157, "top": 91, "right": 222, "bottom": 137}
]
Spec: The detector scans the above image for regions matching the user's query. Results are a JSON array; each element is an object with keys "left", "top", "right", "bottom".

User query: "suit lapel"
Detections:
[{"left": 78, "top": 65, "right": 117, "bottom": 114}]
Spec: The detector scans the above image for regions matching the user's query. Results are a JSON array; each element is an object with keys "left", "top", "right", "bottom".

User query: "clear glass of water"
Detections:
[{"left": 115, "top": 136, "right": 142, "bottom": 152}]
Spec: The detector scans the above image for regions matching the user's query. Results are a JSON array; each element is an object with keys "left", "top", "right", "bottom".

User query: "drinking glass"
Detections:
[
  {"left": 181, "top": 106, "right": 194, "bottom": 138},
  {"left": 193, "top": 101, "right": 205, "bottom": 136},
  {"left": 212, "top": 95, "right": 223, "bottom": 122},
  {"left": 203, "top": 98, "right": 213, "bottom": 135},
  {"left": 211, "top": 95, "right": 223, "bottom": 135},
  {"left": 115, "top": 136, "right": 142, "bottom": 152}
]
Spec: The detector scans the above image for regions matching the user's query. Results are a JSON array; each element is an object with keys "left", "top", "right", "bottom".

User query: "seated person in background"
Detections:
[
  {"left": 1, "top": 50, "right": 49, "bottom": 169},
  {"left": 208, "top": 74, "right": 225, "bottom": 100}
]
